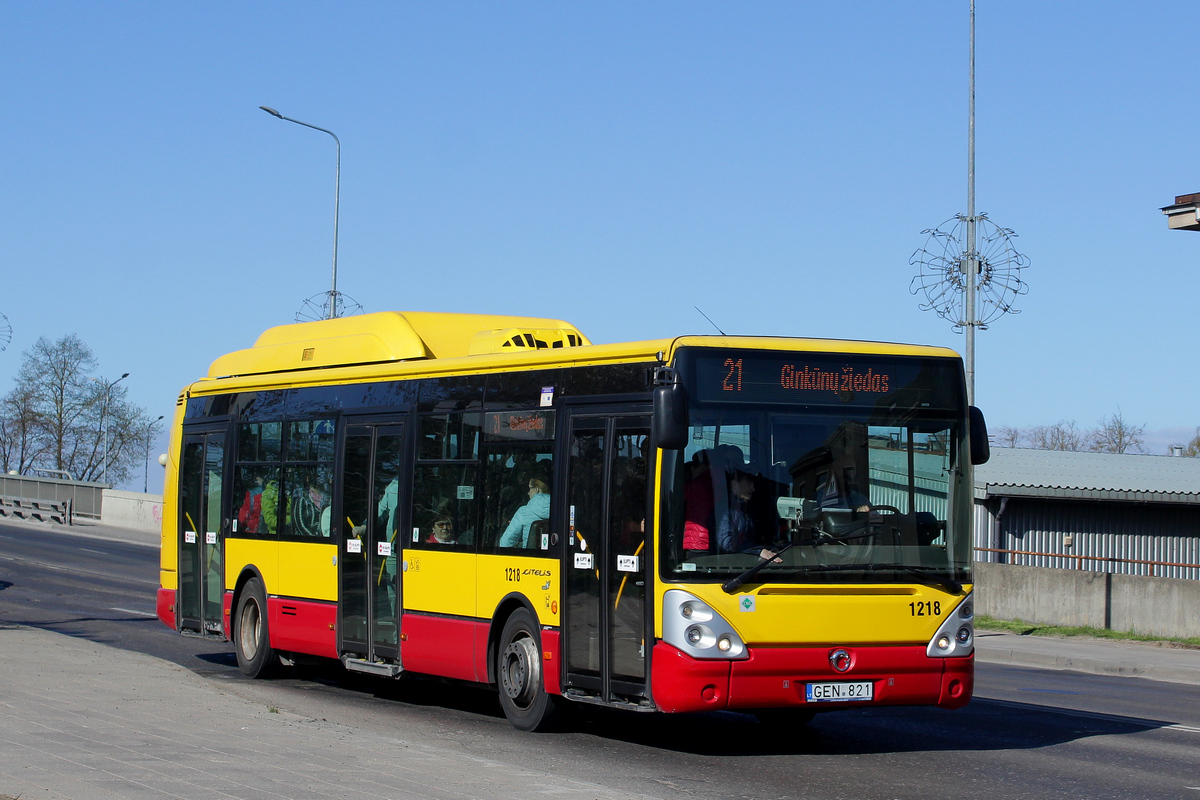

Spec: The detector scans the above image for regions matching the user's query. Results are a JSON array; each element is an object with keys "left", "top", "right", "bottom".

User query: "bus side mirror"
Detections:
[
  {"left": 969, "top": 406, "right": 990, "bottom": 465},
  {"left": 653, "top": 383, "right": 689, "bottom": 450}
]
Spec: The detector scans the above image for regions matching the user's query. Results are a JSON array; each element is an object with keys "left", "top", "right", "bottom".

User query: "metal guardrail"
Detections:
[
  {"left": 0, "top": 495, "right": 72, "bottom": 525},
  {"left": 0, "top": 474, "right": 104, "bottom": 519},
  {"left": 975, "top": 546, "right": 1200, "bottom": 577}
]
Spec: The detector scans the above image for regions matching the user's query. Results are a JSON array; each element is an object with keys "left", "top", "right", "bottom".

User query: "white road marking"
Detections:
[{"left": 110, "top": 607, "right": 158, "bottom": 618}]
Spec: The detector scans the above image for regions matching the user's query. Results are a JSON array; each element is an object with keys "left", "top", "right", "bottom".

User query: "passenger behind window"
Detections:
[
  {"left": 683, "top": 444, "right": 743, "bottom": 556},
  {"left": 425, "top": 516, "right": 458, "bottom": 544},
  {"left": 261, "top": 478, "right": 281, "bottom": 535},
  {"left": 498, "top": 477, "right": 550, "bottom": 548},
  {"left": 237, "top": 473, "right": 265, "bottom": 534},
  {"left": 294, "top": 474, "right": 331, "bottom": 537}
]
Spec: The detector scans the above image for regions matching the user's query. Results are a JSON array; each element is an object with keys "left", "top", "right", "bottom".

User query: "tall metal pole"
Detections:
[
  {"left": 965, "top": 0, "right": 977, "bottom": 406},
  {"left": 94, "top": 373, "right": 129, "bottom": 486},
  {"left": 260, "top": 106, "right": 341, "bottom": 319}
]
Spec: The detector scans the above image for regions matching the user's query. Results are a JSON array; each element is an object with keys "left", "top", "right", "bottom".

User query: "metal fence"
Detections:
[
  {"left": 0, "top": 474, "right": 106, "bottom": 520},
  {"left": 974, "top": 496, "right": 1200, "bottom": 581}
]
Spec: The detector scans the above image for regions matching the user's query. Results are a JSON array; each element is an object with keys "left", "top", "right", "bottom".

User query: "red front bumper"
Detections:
[{"left": 651, "top": 641, "right": 973, "bottom": 713}]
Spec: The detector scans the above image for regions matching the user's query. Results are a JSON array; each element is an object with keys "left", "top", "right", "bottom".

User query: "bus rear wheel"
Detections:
[
  {"left": 235, "top": 577, "right": 279, "bottom": 679},
  {"left": 496, "top": 609, "right": 559, "bottom": 732}
]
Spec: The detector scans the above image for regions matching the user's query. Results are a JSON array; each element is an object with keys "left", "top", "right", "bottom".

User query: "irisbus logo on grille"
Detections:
[{"left": 829, "top": 648, "right": 852, "bottom": 673}]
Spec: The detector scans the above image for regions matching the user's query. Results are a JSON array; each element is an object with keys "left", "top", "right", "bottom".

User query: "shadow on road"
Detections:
[{"left": 256, "top": 660, "right": 1174, "bottom": 756}]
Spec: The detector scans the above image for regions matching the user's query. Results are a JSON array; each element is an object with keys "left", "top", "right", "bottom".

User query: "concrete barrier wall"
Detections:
[
  {"left": 101, "top": 490, "right": 164, "bottom": 534},
  {"left": 974, "top": 561, "right": 1200, "bottom": 639},
  {"left": 1109, "top": 573, "right": 1200, "bottom": 640}
]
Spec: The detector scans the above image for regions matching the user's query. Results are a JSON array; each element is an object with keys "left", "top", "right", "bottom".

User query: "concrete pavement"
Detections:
[
  {"left": 0, "top": 626, "right": 664, "bottom": 800},
  {"left": 974, "top": 628, "right": 1200, "bottom": 685}
]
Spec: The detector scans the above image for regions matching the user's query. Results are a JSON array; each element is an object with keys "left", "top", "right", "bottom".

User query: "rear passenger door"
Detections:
[{"left": 178, "top": 424, "right": 230, "bottom": 637}]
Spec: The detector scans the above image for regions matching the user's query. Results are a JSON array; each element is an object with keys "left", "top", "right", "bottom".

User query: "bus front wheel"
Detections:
[
  {"left": 496, "top": 609, "right": 559, "bottom": 732},
  {"left": 235, "top": 577, "right": 279, "bottom": 679}
]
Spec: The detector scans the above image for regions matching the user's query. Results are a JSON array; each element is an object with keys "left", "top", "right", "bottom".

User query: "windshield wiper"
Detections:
[
  {"left": 721, "top": 543, "right": 796, "bottom": 594},
  {"left": 723, "top": 559, "right": 962, "bottom": 595},
  {"left": 897, "top": 566, "right": 962, "bottom": 594}
]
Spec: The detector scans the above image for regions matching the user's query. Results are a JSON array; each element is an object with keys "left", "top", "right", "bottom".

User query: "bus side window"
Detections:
[
  {"left": 481, "top": 445, "right": 553, "bottom": 554},
  {"left": 234, "top": 422, "right": 282, "bottom": 536},
  {"left": 419, "top": 413, "right": 481, "bottom": 461},
  {"left": 411, "top": 464, "right": 477, "bottom": 549}
]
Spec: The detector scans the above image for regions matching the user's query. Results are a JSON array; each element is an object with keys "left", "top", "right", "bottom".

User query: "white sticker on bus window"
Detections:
[
  {"left": 541, "top": 533, "right": 549, "bottom": 550},
  {"left": 184, "top": 531, "right": 196, "bottom": 544},
  {"left": 574, "top": 552, "right": 593, "bottom": 569},
  {"left": 205, "top": 532, "right": 217, "bottom": 545},
  {"left": 231, "top": 520, "right": 237, "bottom": 533},
  {"left": 540, "top": 386, "right": 554, "bottom": 407},
  {"left": 413, "top": 527, "right": 420, "bottom": 542},
  {"left": 378, "top": 542, "right": 392, "bottom": 557},
  {"left": 457, "top": 485, "right": 474, "bottom": 500},
  {"left": 347, "top": 539, "right": 362, "bottom": 554},
  {"left": 617, "top": 555, "right": 639, "bottom": 572},
  {"left": 682, "top": 562, "right": 697, "bottom": 572}
]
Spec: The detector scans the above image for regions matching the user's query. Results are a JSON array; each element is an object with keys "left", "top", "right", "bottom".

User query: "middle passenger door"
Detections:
[{"left": 337, "top": 419, "right": 408, "bottom": 672}]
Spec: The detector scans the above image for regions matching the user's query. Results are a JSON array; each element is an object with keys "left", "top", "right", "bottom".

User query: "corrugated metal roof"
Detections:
[{"left": 975, "top": 448, "right": 1200, "bottom": 504}]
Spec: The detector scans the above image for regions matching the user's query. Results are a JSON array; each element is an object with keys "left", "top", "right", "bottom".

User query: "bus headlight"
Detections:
[
  {"left": 926, "top": 592, "right": 975, "bottom": 658},
  {"left": 663, "top": 590, "right": 748, "bottom": 660}
]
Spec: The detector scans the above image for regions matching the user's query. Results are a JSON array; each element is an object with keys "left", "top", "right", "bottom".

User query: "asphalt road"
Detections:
[{"left": 1, "top": 520, "right": 1197, "bottom": 800}]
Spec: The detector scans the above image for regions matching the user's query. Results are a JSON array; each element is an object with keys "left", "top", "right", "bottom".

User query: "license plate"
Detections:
[{"left": 805, "top": 681, "right": 874, "bottom": 703}]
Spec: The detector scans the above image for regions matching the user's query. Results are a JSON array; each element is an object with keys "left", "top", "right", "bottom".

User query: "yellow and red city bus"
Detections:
[{"left": 157, "top": 311, "right": 988, "bottom": 730}]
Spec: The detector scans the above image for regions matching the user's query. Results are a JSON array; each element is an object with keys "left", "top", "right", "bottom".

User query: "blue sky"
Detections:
[{"left": 3, "top": 2, "right": 1199, "bottom": 491}]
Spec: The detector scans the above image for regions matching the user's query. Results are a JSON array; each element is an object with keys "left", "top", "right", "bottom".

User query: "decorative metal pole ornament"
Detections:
[
  {"left": 259, "top": 106, "right": 363, "bottom": 322},
  {"left": 909, "top": 0, "right": 1027, "bottom": 405}
]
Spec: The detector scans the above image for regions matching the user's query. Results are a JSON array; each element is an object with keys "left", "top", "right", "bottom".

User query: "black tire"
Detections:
[
  {"left": 496, "top": 609, "right": 559, "bottom": 732},
  {"left": 234, "top": 577, "right": 279, "bottom": 678}
]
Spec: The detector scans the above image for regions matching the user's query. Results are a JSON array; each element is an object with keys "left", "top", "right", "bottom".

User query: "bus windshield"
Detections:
[{"left": 660, "top": 348, "right": 972, "bottom": 587}]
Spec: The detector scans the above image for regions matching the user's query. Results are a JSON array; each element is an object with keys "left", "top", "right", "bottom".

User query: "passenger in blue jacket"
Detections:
[{"left": 499, "top": 478, "right": 550, "bottom": 548}]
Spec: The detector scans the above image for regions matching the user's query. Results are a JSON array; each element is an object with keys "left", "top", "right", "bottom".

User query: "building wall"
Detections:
[{"left": 974, "top": 496, "right": 1200, "bottom": 581}]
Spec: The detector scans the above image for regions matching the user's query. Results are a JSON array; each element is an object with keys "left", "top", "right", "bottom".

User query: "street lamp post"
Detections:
[
  {"left": 259, "top": 105, "right": 342, "bottom": 319},
  {"left": 144, "top": 415, "right": 164, "bottom": 493},
  {"left": 93, "top": 373, "right": 129, "bottom": 486}
]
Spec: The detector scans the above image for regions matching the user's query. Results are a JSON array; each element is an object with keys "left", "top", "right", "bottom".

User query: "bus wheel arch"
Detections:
[
  {"left": 229, "top": 567, "right": 263, "bottom": 644},
  {"left": 486, "top": 594, "right": 538, "bottom": 685}
]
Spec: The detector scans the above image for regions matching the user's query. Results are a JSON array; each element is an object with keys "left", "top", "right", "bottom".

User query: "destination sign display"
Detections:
[
  {"left": 483, "top": 409, "right": 556, "bottom": 441},
  {"left": 681, "top": 349, "right": 963, "bottom": 410}
]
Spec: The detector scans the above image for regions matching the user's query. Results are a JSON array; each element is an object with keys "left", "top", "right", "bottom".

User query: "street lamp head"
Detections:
[
  {"left": 260, "top": 106, "right": 283, "bottom": 118},
  {"left": 120, "top": 372, "right": 129, "bottom": 379}
]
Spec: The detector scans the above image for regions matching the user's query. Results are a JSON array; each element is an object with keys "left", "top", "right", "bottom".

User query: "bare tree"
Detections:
[
  {"left": 0, "top": 385, "right": 46, "bottom": 474},
  {"left": 993, "top": 426, "right": 1023, "bottom": 448},
  {"left": 0, "top": 334, "right": 151, "bottom": 484},
  {"left": 1089, "top": 410, "right": 1145, "bottom": 454},
  {"left": 1182, "top": 428, "right": 1200, "bottom": 457},
  {"left": 1027, "top": 420, "right": 1085, "bottom": 451}
]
